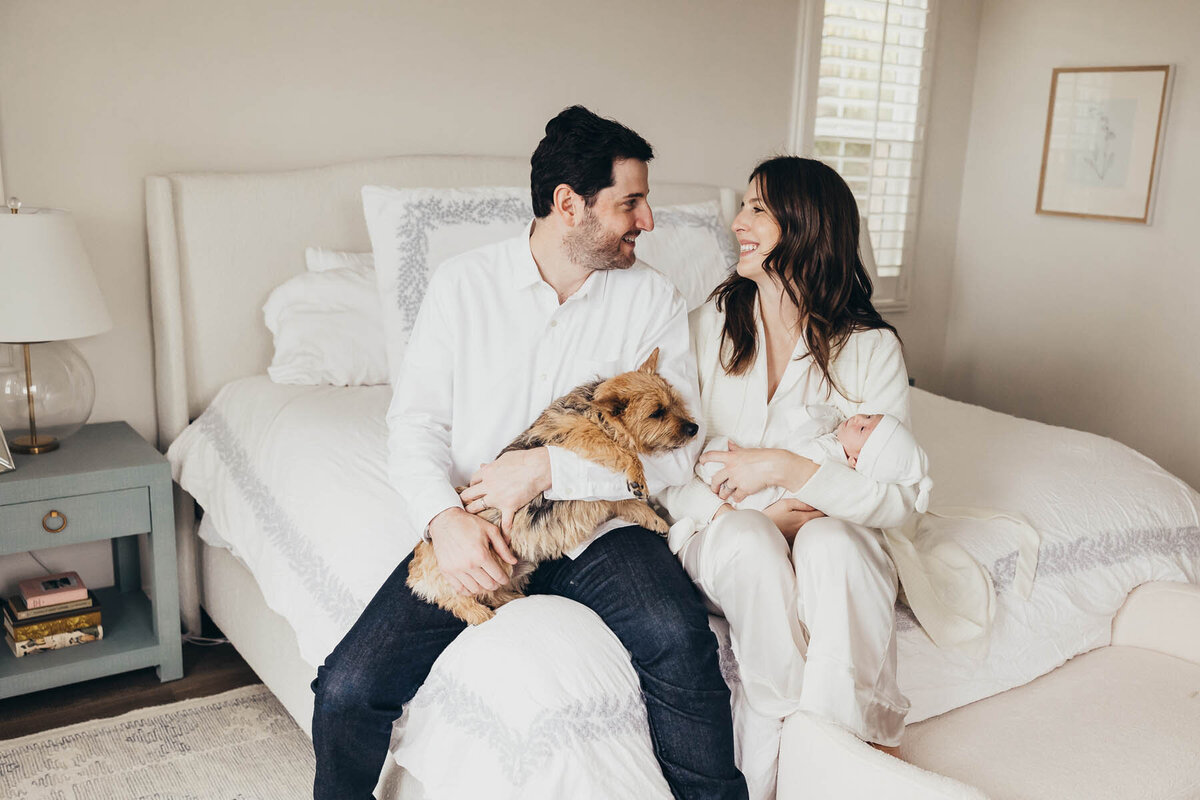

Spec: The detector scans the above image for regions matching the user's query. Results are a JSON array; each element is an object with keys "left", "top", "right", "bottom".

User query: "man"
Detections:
[{"left": 311, "top": 106, "right": 748, "bottom": 799}]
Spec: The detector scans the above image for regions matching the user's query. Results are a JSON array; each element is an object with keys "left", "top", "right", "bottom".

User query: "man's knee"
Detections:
[
  {"left": 620, "top": 592, "right": 718, "bottom": 669},
  {"left": 312, "top": 662, "right": 361, "bottom": 718}
]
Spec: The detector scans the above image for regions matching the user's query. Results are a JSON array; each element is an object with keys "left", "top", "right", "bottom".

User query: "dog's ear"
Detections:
[
  {"left": 594, "top": 383, "right": 627, "bottom": 419},
  {"left": 638, "top": 347, "right": 660, "bottom": 374}
]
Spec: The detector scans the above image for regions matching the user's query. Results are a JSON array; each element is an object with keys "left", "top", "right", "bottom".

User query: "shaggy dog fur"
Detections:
[{"left": 407, "top": 348, "right": 698, "bottom": 625}]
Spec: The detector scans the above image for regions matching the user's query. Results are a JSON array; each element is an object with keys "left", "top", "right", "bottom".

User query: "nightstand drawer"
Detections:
[{"left": 0, "top": 487, "right": 151, "bottom": 551}]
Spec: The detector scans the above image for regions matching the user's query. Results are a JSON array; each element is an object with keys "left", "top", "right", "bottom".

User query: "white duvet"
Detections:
[{"left": 168, "top": 377, "right": 1200, "bottom": 799}]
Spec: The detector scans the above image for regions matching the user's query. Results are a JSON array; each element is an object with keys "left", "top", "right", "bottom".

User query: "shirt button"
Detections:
[
  {"left": 540, "top": 374, "right": 548, "bottom": 381},
  {"left": 549, "top": 320, "right": 558, "bottom": 328}
]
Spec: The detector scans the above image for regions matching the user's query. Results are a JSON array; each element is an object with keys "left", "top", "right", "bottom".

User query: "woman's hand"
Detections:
[
  {"left": 763, "top": 498, "right": 825, "bottom": 543},
  {"left": 699, "top": 442, "right": 820, "bottom": 503}
]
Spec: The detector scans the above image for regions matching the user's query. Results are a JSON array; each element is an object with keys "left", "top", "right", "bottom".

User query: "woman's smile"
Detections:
[{"left": 731, "top": 178, "right": 781, "bottom": 278}]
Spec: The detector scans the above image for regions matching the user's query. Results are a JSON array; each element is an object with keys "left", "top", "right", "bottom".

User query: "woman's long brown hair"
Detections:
[{"left": 710, "top": 156, "right": 898, "bottom": 398}]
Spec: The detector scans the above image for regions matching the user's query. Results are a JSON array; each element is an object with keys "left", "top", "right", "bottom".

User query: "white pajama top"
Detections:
[{"left": 660, "top": 300, "right": 917, "bottom": 530}]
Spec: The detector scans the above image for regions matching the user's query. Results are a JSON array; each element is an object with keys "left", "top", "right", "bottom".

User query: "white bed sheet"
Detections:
[
  {"left": 168, "top": 376, "right": 1200, "bottom": 796},
  {"left": 168, "top": 377, "right": 781, "bottom": 798}
]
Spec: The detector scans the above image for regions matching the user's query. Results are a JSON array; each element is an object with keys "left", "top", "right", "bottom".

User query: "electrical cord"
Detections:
[
  {"left": 27, "top": 551, "right": 54, "bottom": 575},
  {"left": 183, "top": 633, "right": 230, "bottom": 646}
]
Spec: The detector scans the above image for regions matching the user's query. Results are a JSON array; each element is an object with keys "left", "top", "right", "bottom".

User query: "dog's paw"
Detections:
[
  {"left": 645, "top": 514, "right": 669, "bottom": 534},
  {"left": 628, "top": 480, "right": 648, "bottom": 501},
  {"left": 461, "top": 604, "right": 495, "bottom": 626}
]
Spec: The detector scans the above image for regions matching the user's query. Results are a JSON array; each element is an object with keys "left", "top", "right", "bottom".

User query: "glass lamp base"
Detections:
[
  {"left": 0, "top": 342, "right": 96, "bottom": 456},
  {"left": 10, "top": 434, "right": 60, "bottom": 454}
]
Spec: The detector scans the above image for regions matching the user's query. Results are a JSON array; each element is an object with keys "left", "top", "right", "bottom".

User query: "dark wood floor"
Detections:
[{"left": 0, "top": 614, "right": 260, "bottom": 740}]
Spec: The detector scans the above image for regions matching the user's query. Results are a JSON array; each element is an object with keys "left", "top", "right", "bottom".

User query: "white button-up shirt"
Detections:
[{"left": 386, "top": 223, "right": 704, "bottom": 556}]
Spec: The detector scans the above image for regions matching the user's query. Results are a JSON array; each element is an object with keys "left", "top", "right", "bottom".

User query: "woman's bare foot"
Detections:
[{"left": 870, "top": 741, "right": 902, "bottom": 759}]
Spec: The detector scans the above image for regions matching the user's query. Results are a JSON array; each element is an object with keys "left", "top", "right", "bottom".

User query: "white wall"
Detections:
[
  {"left": 885, "top": 0, "right": 982, "bottom": 391},
  {"left": 0, "top": 0, "right": 802, "bottom": 590},
  {"left": 942, "top": 0, "right": 1200, "bottom": 490}
]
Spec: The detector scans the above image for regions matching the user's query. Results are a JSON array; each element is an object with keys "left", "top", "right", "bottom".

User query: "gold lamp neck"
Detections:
[{"left": 11, "top": 342, "right": 59, "bottom": 454}]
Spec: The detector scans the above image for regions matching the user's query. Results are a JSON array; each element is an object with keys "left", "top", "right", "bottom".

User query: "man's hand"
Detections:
[
  {"left": 763, "top": 498, "right": 826, "bottom": 543},
  {"left": 460, "top": 447, "right": 552, "bottom": 534},
  {"left": 428, "top": 507, "right": 519, "bottom": 595}
]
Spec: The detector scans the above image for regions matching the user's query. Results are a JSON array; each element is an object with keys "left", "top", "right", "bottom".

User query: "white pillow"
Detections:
[
  {"left": 363, "top": 185, "right": 532, "bottom": 379},
  {"left": 362, "top": 185, "right": 737, "bottom": 379},
  {"left": 305, "top": 246, "right": 374, "bottom": 272},
  {"left": 637, "top": 200, "right": 737, "bottom": 310},
  {"left": 262, "top": 264, "right": 389, "bottom": 386}
]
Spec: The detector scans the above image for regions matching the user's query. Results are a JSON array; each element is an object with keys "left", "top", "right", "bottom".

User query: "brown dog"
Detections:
[{"left": 407, "top": 348, "right": 698, "bottom": 625}]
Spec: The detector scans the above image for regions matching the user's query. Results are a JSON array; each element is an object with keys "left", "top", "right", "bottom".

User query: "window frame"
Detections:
[{"left": 788, "top": 0, "right": 940, "bottom": 312}]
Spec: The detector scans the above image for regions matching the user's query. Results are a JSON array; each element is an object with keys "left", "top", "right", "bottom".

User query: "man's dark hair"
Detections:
[{"left": 530, "top": 105, "right": 654, "bottom": 218}]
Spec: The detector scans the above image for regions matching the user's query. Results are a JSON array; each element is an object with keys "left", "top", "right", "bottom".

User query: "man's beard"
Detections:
[{"left": 564, "top": 207, "right": 637, "bottom": 272}]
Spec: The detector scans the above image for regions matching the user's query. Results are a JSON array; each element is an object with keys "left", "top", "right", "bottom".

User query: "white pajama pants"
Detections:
[{"left": 677, "top": 509, "right": 910, "bottom": 746}]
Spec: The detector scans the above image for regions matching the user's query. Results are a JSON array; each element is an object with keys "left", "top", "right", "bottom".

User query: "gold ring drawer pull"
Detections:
[{"left": 42, "top": 510, "right": 67, "bottom": 533}]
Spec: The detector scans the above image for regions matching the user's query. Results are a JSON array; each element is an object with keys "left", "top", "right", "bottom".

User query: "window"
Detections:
[{"left": 791, "top": 0, "right": 937, "bottom": 308}]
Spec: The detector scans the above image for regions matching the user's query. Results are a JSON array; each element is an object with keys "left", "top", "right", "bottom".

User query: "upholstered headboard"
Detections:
[
  {"left": 145, "top": 154, "right": 738, "bottom": 634},
  {"left": 146, "top": 155, "right": 738, "bottom": 449}
]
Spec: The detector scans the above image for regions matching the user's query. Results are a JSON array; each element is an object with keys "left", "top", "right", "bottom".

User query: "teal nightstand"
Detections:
[{"left": 0, "top": 422, "right": 182, "bottom": 697}]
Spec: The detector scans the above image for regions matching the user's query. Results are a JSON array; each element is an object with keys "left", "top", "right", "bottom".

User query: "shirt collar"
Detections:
[
  {"left": 513, "top": 219, "right": 605, "bottom": 302},
  {"left": 511, "top": 220, "right": 543, "bottom": 291}
]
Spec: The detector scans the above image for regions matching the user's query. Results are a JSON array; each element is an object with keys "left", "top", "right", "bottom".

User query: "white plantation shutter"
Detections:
[{"left": 803, "top": 0, "right": 937, "bottom": 307}]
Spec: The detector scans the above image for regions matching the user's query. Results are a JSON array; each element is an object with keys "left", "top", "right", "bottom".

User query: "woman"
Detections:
[{"left": 661, "top": 156, "right": 915, "bottom": 749}]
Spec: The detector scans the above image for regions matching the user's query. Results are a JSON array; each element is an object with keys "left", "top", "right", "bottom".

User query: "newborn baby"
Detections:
[{"left": 698, "top": 407, "right": 934, "bottom": 515}]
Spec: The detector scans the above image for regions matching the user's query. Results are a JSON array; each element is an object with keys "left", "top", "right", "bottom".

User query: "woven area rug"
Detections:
[{"left": 0, "top": 684, "right": 315, "bottom": 799}]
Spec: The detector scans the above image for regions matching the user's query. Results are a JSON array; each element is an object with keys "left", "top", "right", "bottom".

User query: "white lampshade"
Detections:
[{"left": 0, "top": 208, "right": 112, "bottom": 342}]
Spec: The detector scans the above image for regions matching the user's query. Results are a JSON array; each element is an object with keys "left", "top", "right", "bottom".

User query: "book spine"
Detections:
[
  {"left": 24, "top": 588, "right": 89, "bottom": 609},
  {"left": 7, "top": 611, "right": 103, "bottom": 641},
  {"left": 7, "top": 594, "right": 95, "bottom": 621},
  {"left": 6, "top": 626, "right": 103, "bottom": 657}
]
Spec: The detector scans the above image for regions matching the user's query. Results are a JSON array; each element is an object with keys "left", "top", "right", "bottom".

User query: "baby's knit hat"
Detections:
[{"left": 854, "top": 414, "right": 934, "bottom": 513}]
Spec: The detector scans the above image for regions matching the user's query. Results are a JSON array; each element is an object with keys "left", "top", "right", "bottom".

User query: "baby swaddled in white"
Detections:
[
  {"left": 695, "top": 406, "right": 1040, "bottom": 657},
  {"left": 697, "top": 406, "right": 934, "bottom": 514}
]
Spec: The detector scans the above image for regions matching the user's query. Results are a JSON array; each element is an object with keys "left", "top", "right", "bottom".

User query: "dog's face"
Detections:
[{"left": 593, "top": 348, "right": 699, "bottom": 453}]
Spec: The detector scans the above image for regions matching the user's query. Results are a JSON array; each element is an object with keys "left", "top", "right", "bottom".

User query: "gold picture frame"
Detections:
[
  {"left": 1036, "top": 65, "right": 1173, "bottom": 223},
  {"left": 0, "top": 423, "right": 15, "bottom": 474}
]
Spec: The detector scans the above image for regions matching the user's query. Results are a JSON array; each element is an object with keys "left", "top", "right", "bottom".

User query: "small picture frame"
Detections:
[
  {"left": 1036, "top": 65, "right": 1173, "bottom": 223},
  {"left": 0, "top": 424, "right": 14, "bottom": 474}
]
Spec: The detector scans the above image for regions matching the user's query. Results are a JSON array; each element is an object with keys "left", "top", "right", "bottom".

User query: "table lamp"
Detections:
[{"left": 0, "top": 198, "right": 112, "bottom": 454}]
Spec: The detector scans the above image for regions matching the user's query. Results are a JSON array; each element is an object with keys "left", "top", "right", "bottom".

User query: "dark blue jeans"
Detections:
[{"left": 311, "top": 525, "right": 747, "bottom": 800}]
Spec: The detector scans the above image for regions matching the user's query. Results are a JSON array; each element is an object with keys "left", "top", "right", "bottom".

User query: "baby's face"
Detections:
[{"left": 837, "top": 414, "right": 882, "bottom": 466}]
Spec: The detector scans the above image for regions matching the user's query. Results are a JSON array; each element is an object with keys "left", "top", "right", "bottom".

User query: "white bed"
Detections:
[{"left": 147, "top": 155, "right": 1200, "bottom": 800}]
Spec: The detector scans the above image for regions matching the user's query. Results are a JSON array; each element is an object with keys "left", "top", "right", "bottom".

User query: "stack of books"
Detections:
[{"left": 3, "top": 571, "right": 103, "bottom": 658}]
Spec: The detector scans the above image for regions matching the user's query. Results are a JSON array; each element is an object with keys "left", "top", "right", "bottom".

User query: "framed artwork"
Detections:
[{"left": 1036, "top": 65, "right": 1173, "bottom": 223}]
